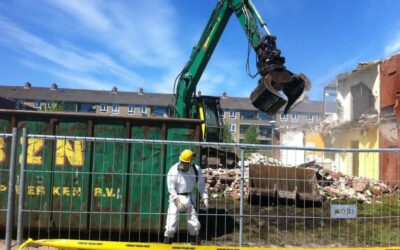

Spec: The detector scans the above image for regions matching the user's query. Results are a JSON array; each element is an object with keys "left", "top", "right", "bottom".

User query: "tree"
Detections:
[
  {"left": 222, "top": 124, "right": 233, "bottom": 143},
  {"left": 243, "top": 125, "right": 259, "bottom": 144},
  {"left": 300, "top": 122, "right": 311, "bottom": 129},
  {"left": 40, "top": 101, "right": 65, "bottom": 112}
]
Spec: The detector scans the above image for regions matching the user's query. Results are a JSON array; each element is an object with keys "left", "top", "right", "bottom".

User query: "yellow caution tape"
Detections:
[{"left": 16, "top": 238, "right": 400, "bottom": 250}]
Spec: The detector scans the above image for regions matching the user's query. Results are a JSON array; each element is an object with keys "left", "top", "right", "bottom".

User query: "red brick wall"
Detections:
[
  {"left": 380, "top": 54, "right": 400, "bottom": 108},
  {"left": 379, "top": 54, "right": 400, "bottom": 186}
]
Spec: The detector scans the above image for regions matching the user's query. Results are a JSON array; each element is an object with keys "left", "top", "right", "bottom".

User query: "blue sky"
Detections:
[{"left": 1, "top": 0, "right": 400, "bottom": 100}]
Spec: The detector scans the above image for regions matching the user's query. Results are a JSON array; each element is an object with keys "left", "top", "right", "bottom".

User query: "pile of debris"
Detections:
[
  {"left": 202, "top": 167, "right": 249, "bottom": 200},
  {"left": 242, "top": 152, "right": 282, "bottom": 167},
  {"left": 318, "top": 170, "right": 397, "bottom": 203},
  {"left": 202, "top": 153, "right": 398, "bottom": 204}
]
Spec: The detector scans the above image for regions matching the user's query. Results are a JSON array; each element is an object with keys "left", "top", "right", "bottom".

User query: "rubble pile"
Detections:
[
  {"left": 318, "top": 170, "right": 397, "bottom": 203},
  {"left": 202, "top": 153, "right": 282, "bottom": 200},
  {"left": 202, "top": 167, "right": 249, "bottom": 200},
  {"left": 202, "top": 153, "right": 398, "bottom": 203},
  {"left": 242, "top": 152, "right": 282, "bottom": 167}
]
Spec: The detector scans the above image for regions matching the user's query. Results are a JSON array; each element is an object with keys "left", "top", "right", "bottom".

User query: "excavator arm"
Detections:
[
  {"left": 172, "top": 0, "right": 310, "bottom": 144},
  {"left": 174, "top": 0, "right": 310, "bottom": 120}
]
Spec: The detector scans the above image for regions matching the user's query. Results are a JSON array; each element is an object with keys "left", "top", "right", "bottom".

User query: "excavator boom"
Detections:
[
  {"left": 174, "top": 0, "right": 310, "bottom": 119},
  {"left": 173, "top": 0, "right": 317, "bottom": 204}
]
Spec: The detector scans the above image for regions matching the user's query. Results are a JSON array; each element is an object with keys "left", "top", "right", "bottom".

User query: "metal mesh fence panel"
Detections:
[
  {"left": 0, "top": 133, "right": 13, "bottom": 237},
  {"left": 14, "top": 134, "right": 400, "bottom": 248}
]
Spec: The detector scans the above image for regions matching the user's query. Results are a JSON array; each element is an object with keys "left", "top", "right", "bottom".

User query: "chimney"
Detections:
[
  {"left": 51, "top": 83, "right": 58, "bottom": 90},
  {"left": 197, "top": 90, "right": 201, "bottom": 96},
  {"left": 222, "top": 91, "right": 227, "bottom": 98},
  {"left": 111, "top": 86, "right": 118, "bottom": 93},
  {"left": 139, "top": 87, "right": 144, "bottom": 95},
  {"left": 24, "top": 81, "right": 32, "bottom": 89}
]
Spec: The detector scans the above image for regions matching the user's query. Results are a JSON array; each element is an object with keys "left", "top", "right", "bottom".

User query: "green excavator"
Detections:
[
  {"left": 172, "top": 0, "right": 319, "bottom": 203},
  {"left": 172, "top": 0, "right": 311, "bottom": 142}
]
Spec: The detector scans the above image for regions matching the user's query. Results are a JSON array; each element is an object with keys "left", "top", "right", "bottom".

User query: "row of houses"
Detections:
[{"left": 0, "top": 83, "right": 329, "bottom": 145}]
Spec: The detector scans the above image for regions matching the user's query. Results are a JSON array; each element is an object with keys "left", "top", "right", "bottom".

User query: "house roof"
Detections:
[
  {"left": 0, "top": 85, "right": 174, "bottom": 106},
  {"left": 0, "top": 85, "right": 325, "bottom": 114},
  {"left": 220, "top": 96, "right": 255, "bottom": 110},
  {"left": 220, "top": 95, "right": 324, "bottom": 114}
]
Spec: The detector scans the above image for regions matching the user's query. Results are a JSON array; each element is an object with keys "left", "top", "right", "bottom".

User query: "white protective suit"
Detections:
[{"left": 164, "top": 162, "right": 208, "bottom": 238}]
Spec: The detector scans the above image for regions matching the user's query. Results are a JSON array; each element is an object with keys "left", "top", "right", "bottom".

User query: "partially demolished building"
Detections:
[{"left": 321, "top": 53, "right": 400, "bottom": 185}]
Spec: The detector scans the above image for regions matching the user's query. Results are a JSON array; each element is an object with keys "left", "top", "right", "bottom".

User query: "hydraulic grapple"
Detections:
[{"left": 250, "top": 35, "right": 311, "bottom": 115}]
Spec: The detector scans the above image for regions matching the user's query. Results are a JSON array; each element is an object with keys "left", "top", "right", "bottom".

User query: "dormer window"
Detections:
[
  {"left": 100, "top": 104, "right": 107, "bottom": 113},
  {"left": 112, "top": 104, "right": 120, "bottom": 114}
]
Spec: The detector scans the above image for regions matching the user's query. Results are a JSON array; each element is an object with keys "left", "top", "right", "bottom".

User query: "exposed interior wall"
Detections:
[
  {"left": 336, "top": 64, "right": 380, "bottom": 122},
  {"left": 305, "top": 131, "right": 325, "bottom": 162},
  {"left": 333, "top": 127, "right": 379, "bottom": 180},
  {"left": 280, "top": 131, "right": 304, "bottom": 166}
]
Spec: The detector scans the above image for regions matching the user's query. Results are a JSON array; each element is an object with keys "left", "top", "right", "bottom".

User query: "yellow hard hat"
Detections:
[{"left": 179, "top": 149, "right": 193, "bottom": 163}]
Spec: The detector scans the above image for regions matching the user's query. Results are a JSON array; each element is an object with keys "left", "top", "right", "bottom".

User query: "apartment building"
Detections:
[
  {"left": 219, "top": 92, "right": 325, "bottom": 143},
  {"left": 0, "top": 83, "right": 325, "bottom": 144}
]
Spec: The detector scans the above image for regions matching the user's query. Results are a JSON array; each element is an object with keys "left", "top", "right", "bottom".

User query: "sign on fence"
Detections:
[{"left": 330, "top": 204, "right": 357, "bottom": 219}]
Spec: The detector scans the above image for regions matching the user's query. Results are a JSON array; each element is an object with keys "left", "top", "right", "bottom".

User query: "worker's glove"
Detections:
[
  {"left": 203, "top": 198, "right": 209, "bottom": 209},
  {"left": 175, "top": 198, "right": 187, "bottom": 212}
]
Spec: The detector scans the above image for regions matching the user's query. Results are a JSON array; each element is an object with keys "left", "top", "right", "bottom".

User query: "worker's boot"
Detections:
[
  {"left": 189, "top": 235, "right": 201, "bottom": 245},
  {"left": 163, "top": 237, "right": 173, "bottom": 244}
]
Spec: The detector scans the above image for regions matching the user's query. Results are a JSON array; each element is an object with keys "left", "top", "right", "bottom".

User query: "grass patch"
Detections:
[{"left": 206, "top": 193, "right": 400, "bottom": 247}]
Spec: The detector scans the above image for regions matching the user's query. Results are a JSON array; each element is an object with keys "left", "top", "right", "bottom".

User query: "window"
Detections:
[
  {"left": 259, "top": 125, "right": 272, "bottom": 137},
  {"left": 291, "top": 113, "right": 298, "bottom": 122},
  {"left": 229, "top": 124, "right": 236, "bottom": 133},
  {"left": 151, "top": 106, "right": 167, "bottom": 117},
  {"left": 128, "top": 105, "right": 135, "bottom": 114},
  {"left": 318, "top": 115, "right": 323, "bottom": 121},
  {"left": 219, "top": 109, "right": 224, "bottom": 118},
  {"left": 240, "top": 125, "right": 251, "bottom": 135},
  {"left": 16, "top": 100, "right": 25, "bottom": 110},
  {"left": 259, "top": 113, "right": 275, "bottom": 121},
  {"left": 78, "top": 103, "right": 96, "bottom": 112},
  {"left": 100, "top": 104, "right": 107, "bottom": 113},
  {"left": 112, "top": 104, "right": 120, "bottom": 114},
  {"left": 46, "top": 101, "right": 52, "bottom": 108},
  {"left": 240, "top": 111, "right": 257, "bottom": 120},
  {"left": 34, "top": 100, "right": 41, "bottom": 108},
  {"left": 140, "top": 106, "right": 147, "bottom": 115},
  {"left": 229, "top": 110, "right": 236, "bottom": 118},
  {"left": 259, "top": 140, "right": 272, "bottom": 145},
  {"left": 307, "top": 114, "right": 313, "bottom": 121},
  {"left": 280, "top": 113, "right": 287, "bottom": 121}
]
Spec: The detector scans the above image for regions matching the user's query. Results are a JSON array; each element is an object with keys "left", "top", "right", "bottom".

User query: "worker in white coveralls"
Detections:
[{"left": 164, "top": 149, "right": 208, "bottom": 245}]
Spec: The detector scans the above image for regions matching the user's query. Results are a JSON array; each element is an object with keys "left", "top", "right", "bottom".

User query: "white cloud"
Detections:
[
  {"left": 384, "top": 31, "right": 400, "bottom": 56},
  {"left": 20, "top": 0, "right": 184, "bottom": 93},
  {"left": 45, "top": 0, "right": 181, "bottom": 68},
  {"left": 46, "top": 0, "right": 112, "bottom": 32},
  {"left": 18, "top": 58, "right": 111, "bottom": 90},
  {"left": 0, "top": 17, "right": 145, "bottom": 83}
]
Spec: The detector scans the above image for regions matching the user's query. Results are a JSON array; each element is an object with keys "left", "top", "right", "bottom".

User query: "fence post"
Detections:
[
  {"left": 16, "top": 128, "right": 27, "bottom": 247},
  {"left": 239, "top": 146, "right": 245, "bottom": 247},
  {"left": 5, "top": 128, "right": 18, "bottom": 250}
]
